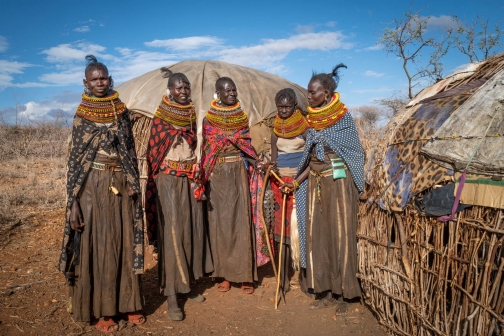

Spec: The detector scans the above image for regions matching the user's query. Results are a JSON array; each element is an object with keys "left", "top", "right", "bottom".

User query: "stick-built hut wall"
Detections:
[{"left": 358, "top": 53, "right": 504, "bottom": 336}]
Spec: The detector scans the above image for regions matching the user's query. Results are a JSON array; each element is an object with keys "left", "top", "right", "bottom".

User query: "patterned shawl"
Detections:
[
  {"left": 200, "top": 122, "right": 258, "bottom": 185},
  {"left": 200, "top": 122, "right": 270, "bottom": 266},
  {"left": 58, "top": 106, "right": 144, "bottom": 275},
  {"left": 295, "top": 112, "right": 364, "bottom": 268},
  {"left": 145, "top": 117, "right": 197, "bottom": 243}
]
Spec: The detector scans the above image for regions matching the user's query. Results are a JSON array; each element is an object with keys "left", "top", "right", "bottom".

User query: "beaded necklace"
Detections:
[
  {"left": 76, "top": 91, "right": 126, "bottom": 123},
  {"left": 307, "top": 92, "right": 347, "bottom": 131},
  {"left": 273, "top": 109, "right": 308, "bottom": 138},
  {"left": 154, "top": 95, "right": 196, "bottom": 127},
  {"left": 206, "top": 100, "right": 249, "bottom": 131}
]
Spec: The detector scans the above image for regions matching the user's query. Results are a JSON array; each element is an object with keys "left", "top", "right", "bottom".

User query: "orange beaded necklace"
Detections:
[
  {"left": 273, "top": 109, "right": 308, "bottom": 138},
  {"left": 76, "top": 92, "right": 126, "bottom": 123},
  {"left": 307, "top": 92, "right": 347, "bottom": 131},
  {"left": 206, "top": 100, "right": 249, "bottom": 131}
]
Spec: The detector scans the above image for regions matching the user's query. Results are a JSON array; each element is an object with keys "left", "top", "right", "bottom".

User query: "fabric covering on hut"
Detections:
[
  {"left": 116, "top": 60, "right": 308, "bottom": 195},
  {"left": 359, "top": 52, "right": 504, "bottom": 336}
]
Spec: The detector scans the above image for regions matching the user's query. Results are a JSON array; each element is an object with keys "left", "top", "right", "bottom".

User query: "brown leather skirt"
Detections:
[
  {"left": 155, "top": 173, "right": 213, "bottom": 296},
  {"left": 304, "top": 154, "right": 362, "bottom": 299},
  {"left": 206, "top": 159, "right": 257, "bottom": 283},
  {"left": 71, "top": 168, "right": 142, "bottom": 322}
]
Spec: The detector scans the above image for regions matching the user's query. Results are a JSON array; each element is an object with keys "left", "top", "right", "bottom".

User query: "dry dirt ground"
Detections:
[{"left": 0, "top": 159, "right": 388, "bottom": 336}]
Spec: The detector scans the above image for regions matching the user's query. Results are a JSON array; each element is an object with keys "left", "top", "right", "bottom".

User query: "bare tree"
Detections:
[
  {"left": 376, "top": 91, "right": 409, "bottom": 117},
  {"left": 354, "top": 105, "right": 383, "bottom": 126},
  {"left": 378, "top": 5, "right": 452, "bottom": 99},
  {"left": 451, "top": 15, "right": 503, "bottom": 62}
]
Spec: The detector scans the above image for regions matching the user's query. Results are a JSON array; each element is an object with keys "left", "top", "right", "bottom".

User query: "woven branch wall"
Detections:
[{"left": 357, "top": 202, "right": 504, "bottom": 335}]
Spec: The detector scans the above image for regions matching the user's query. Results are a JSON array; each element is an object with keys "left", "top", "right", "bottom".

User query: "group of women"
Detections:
[{"left": 59, "top": 55, "right": 364, "bottom": 333}]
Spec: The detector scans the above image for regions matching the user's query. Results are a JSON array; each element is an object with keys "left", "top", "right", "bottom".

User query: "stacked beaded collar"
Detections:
[
  {"left": 307, "top": 92, "right": 348, "bottom": 131},
  {"left": 154, "top": 95, "right": 196, "bottom": 127},
  {"left": 206, "top": 100, "right": 249, "bottom": 131},
  {"left": 76, "top": 91, "right": 126, "bottom": 123},
  {"left": 273, "top": 109, "right": 308, "bottom": 138}
]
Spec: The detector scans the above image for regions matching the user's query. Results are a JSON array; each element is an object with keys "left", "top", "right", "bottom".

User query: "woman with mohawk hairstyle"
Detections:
[
  {"left": 59, "top": 55, "right": 144, "bottom": 333},
  {"left": 145, "top": 68, "right": 212, "bottom": 321},
  {"left": 294, "top": 64, "right": 365, "bottom": 316}
]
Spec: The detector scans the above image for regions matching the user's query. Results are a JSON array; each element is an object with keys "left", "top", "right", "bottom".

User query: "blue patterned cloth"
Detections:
[{"left": 295, "top": 112, "right": 364, "bottom": 267}]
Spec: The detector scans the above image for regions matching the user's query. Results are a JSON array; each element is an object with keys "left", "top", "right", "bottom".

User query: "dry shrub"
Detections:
[
  {"left": 0, "top": 124, "right": 70, "bottom": 161},
  {"left": 0, "top": 124, "right": 69, "bottom": 231}
]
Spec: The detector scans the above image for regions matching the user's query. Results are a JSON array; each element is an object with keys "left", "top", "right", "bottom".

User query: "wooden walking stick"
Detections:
[
  {"left": 269, "top": 170, "right": 289, "bottom": 310},
  {"left": 275, "top": 192, "right": 287, "bottom": 310},
  {"left": 259, "top": 165, "right": 278, "bottom": 279}
]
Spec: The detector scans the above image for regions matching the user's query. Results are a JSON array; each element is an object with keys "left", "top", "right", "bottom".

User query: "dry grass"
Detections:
[
  {"left": 354, "top": 117, "right": 384, "bottom": 165},
  {"left": 0, "top": 125, "right": 69, "bottom": 232}
]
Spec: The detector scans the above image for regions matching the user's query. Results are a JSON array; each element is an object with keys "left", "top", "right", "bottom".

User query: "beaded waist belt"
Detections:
[
  {"left": 91, "top": 162, "right": 122, "bottom": 171},
  {"left": 310, "top": 168, "right": 333, "bottom": 178},
  {"left": 217, "top": 155, "right": 242, "bottom": 164},
  {"left": 162, "top": 159, "right": 195, "bottom": 172}
]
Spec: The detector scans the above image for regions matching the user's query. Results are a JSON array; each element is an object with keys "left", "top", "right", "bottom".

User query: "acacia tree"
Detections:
[
  {"left": 377, "top": 93, "right": 409, "bottom": 117},
  {"left": 451, "top": 15, "right": 503, "bottom": 62},
  {"left": 378, "top": 6, "right": 452, "bottom": 99}
]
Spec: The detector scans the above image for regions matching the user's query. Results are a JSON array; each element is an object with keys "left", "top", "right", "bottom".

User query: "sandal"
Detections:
[
  {"left": 126, "top": 312, "right": 146, "bottom": 325},
  {"left": 96, "top": 317, "right": 118, "bottom": 333},
  {"left": 241, "top": 282, "right": 255, "bottom": 295},
  {"left": 216, "top": 280, "right": 231, "bottom": 292},
  {"left": 335, "top": 301, "right": 349, "bottom": 316},
  {"left": 308, "top": 298, "right": 338, "bottom": 310},
  {"left": 168, "top": 308, "right": 184, "bottom": 321}
]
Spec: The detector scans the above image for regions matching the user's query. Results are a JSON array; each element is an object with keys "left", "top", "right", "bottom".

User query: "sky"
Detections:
[{"left": 0, "top": 0, "right": 503, "bottom": 125}]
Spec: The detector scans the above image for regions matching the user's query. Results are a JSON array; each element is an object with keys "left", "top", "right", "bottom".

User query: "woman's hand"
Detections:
[
  {"left": 263, "top": 161, "right": 277, "bottom": 173},
  {"left": 280, "top": 182, "right": 295, "bottom": 194},
  {"left": 69, "top": 200, "right": 84, "bottom": 232},
  {"left": 127, "top": 186, "right": 137, "bottom": 198}
]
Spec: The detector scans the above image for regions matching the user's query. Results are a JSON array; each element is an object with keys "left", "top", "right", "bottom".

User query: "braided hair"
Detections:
[
  {"left": 274, "top": 88, "right": 297, "bottom": 105},
  {"left": 310, "top": 63, "right": 347, "bottom": 92},
  {"left": 160, "top": 67, "right": 191, "bottom": 88}
]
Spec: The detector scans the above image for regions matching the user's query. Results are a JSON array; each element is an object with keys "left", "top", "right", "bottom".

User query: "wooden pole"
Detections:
[
  {"left": 275, "top": 193, "right": 287, "bottom": 310},
  {"left": 260, "top": 166, "right": 278, "bottom": 280}
]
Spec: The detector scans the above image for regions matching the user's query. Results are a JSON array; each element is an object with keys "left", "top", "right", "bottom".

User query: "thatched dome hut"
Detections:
[
  {"left": 116, "top": 60, "right": 308, "bottom": 192},
  {"left": 358, "top": 53, "right": 504, "bottom": 335}
]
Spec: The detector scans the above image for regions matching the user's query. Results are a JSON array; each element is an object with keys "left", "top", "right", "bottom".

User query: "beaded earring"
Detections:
[
  {"left": 84, "top": 85, "right": 91, "bottom": 96},
  {"left": 166, "top": 88, "right": 173, "bottom": 100},
  {"left": 214, "top": 92, "right": 221, "bottom": 104}
]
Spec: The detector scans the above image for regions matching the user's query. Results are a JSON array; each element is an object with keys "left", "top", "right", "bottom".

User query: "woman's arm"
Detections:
[{"left": 280, "top": 166, "right": 309, "bottom": 193}]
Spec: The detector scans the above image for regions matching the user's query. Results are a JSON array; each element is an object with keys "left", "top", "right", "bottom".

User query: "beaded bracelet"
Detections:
[{"left": 293, "top": 179, "right": 300, "bottom": 189}]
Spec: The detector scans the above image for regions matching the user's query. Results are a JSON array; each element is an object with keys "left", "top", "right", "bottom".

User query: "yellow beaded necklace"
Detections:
[
  {"left": 76, "top": 91, "right": 126, "bottom": 123},
  {"left": 307, "top": 92, "right": 347, "bottom": 130},
  {"left": 154, "top": 95, "right": 196, "bottom": 127},
  {"left": 206, "top": 100, "right": 249, "bottom": 131},
  {"left": 273, "top": 109, "right": 308, "bottom": 138}
]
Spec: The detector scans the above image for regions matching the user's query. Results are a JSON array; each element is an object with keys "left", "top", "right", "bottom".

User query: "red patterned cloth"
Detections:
[
  {"left": 270, "top": 176, "right": 294, "bottom": 242},
  {"left": 200, "top": 122, "right": 258, "bottom": 185},
  {"left": 145, "top": 117, "right": 198, "bottom": 243},
  {"left": 200, "top": 122, "right": 270, "bottom": 266}
]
